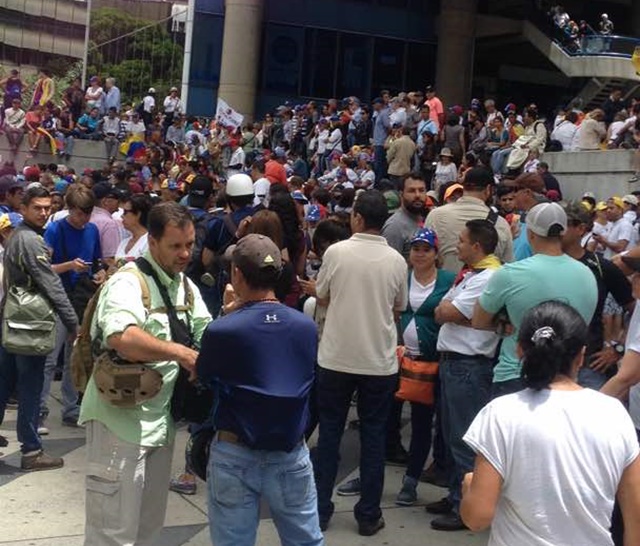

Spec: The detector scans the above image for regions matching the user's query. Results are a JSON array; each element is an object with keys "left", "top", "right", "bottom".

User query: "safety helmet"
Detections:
[{"left": 226, "top": 173, "right": 254, "bottom": 197}]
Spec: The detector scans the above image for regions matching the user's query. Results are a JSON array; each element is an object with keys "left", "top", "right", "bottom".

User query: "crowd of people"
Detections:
[
  {"left": 549, "top": 6, "right": 615, "bottom": 54},
  {"left": 0, "top": 80, "right": 639, "bottom": 546}
]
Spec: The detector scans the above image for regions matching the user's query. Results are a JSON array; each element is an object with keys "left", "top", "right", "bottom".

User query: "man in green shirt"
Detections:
[
  {"left": 473, "top": 203, "right": 597, "bottom": 398},
  {"left": 79, "top": 202, "right": 212, "bottom": 546}
]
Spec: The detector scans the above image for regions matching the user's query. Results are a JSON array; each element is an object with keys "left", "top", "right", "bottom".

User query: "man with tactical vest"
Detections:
[{"left": 78, "top": 202, "right": 211, "bottom": 546}]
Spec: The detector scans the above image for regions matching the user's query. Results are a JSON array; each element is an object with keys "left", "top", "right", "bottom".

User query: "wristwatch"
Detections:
[{"left": 610, "top": 341, "right": 625, "bottom": 356}]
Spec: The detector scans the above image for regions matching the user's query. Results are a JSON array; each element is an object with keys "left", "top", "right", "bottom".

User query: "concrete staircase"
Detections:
[
  {"left": 572, "top": 77, "right": 640, "bottom": 111},
  {"left": 522, "top": 21, "right": 638, "bottom": 81}
]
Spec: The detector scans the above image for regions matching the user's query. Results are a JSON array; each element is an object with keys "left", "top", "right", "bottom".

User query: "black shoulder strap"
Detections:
[
  {"left": 136, "top": 257, "right": 193, "bottom": 346},
  {"left": 221, "top": 213, "right": 237, "bottom": 240},
  {"left": 486, "top": 207, "right": 499, "bottom": 225}
]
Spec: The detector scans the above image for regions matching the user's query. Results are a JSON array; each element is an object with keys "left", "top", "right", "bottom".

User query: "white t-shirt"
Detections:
[
  {"left": 437, "top": 268, "right": 500, "bottom": 357},
  {"left": 550, "top": 120, "right": 577, "bottom": 151},
  {"left": 253, "top": 177, "right": 270, "bottom": 207},
  {"left": 624, "top": 210, "right": 637, "bottom": 224},
  {"left": 625, "top": 303, "right": 640, "bottom": 429},
  {"left": 604, "top": 217, "right": 635, "bottom": 259},
  {"left": 143, "top": 95, "right": 155, "bottom": 113},
  {"left": 403, "top": 273, "right": 436, "bottom": 355},
  {"left": 464, "top": 388, "right": 639, "bottom": 546},
  {"left": 316, "top": 233, "right": 408, "bottom": 375},
  {"left": 115, "top": 233, "right": 149, "bottom": 261}
]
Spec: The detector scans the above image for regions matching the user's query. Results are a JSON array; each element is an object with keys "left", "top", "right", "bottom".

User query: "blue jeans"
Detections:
[
  {"left": 373, "top": 145, "right": 387, "bottom": 184},
  {"left": 207, "top": 437, "right": 323, "bottom": 546},
  {"left": 491, "top": 377, "right": 524, "bottom": 399},
  {"left": 41, "top": 317, "right": 79, "bottom": 421},
  {"left": 0, "top": 345, "right": 46, "bottom": 453},
  {"left": 440, "top": 356, "right": 493, "bottom": 510},
  {"left": 314, "top": 368, "right": 396, "bottom": 524},
  {"left": 490, "top": 147, "right": 512, "bottom": 175},
  {"left": 577, "top": 366, "right": 607, "bottom": 390}
]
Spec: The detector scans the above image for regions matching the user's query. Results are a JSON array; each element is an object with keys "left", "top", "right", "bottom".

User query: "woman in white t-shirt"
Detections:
[
  {"left": 115, "top": 194, "right": 151, "bottom": 265},
  {"left": 460, "top": 300, "right": 640, "bottom": 546},
  {"left": 393, "top": 228, "right": 455, "bottom": 505}
]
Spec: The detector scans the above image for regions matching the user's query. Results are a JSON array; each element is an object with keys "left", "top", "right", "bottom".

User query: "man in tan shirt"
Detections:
[
  {"left": 386, "top": 126, "right": 416, "bottom": 188},
  {"left": 426, "top": 167, "right": 514, "bottom": 273}
]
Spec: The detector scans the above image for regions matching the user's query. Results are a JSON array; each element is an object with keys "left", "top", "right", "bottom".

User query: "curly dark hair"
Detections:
[{"left": 268, "top": 191, "right": 302, "bottom": 260}]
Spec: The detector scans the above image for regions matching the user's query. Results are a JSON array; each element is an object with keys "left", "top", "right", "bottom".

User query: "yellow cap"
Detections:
[
  {"left": 595, "top": 201, "right": 608, "bottom": 211},
  {"left": 0, "top": 214, "right": 10, "bottom": 231},
  {"left": 610, "top": 196, "right": 624, "bottom": 209},
  {"left": 581, "top": 200, "right": 594, "bottom": 212}
]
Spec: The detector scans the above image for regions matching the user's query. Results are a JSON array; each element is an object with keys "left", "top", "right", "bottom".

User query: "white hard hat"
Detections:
[
  {"left": 148, "top": 87, "right": 156, "bottom": 94},
  {"left": 226, "top": 173, "right": 254, "bottom": 197}
]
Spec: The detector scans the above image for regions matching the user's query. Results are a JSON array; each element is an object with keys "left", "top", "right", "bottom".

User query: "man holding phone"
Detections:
[{"left": 39, "top": 183, "right": 105, "bottom": 432}]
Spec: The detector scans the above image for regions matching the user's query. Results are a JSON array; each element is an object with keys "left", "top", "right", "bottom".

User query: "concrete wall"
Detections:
[
  {"left": 541, "top": 149, "right": 636, "bottom": 201},
  {"left": 0, "top": 135, "right": 109, "bottom": 174}
]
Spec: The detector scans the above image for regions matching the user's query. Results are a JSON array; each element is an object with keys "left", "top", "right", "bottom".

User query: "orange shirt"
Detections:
[{"left": 265, "top": 159, "right": 287, "bottom": 185}]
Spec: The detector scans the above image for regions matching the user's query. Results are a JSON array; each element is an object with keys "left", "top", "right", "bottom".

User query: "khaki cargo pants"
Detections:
[{"left": 83, "top": 420, "right": 174, "bottom": 546}]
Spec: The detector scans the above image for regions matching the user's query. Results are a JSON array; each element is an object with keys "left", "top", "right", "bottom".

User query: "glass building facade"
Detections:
[{"left": 189, "top": 0, "right": 438, "bottom": 116}]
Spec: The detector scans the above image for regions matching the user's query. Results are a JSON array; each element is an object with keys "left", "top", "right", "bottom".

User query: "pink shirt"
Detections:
[
  {"left": 90, "top": 207, "right": 122, "bottom": 259},
  {"left": 426, "top": 96, "right": 444, "bottom": 130}
]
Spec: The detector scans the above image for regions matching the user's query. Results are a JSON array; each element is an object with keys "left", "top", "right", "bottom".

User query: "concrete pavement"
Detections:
[{"left": 0, "top": 383, "right": 489, "bottom": 546}]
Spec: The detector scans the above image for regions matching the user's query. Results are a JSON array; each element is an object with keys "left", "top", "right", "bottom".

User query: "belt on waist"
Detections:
[
  {"left": 404, "top": 353, "right": 431, "bottom": 362},
  {"left": 216, "top": 430, "right": 305, "bottom": 451},
  {"left": 217, "top": 430, "right": 245, "bottom": 446},
  {"left": 440, "top": 351, "right": 492, "bottom": 361}
]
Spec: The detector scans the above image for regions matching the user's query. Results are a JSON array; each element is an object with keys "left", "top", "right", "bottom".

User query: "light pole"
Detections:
[
  {"left": 180, "top": 0, "right": 195, "bottom": 111},
  {"left": 81, "top": 0, "right": 92, "bottom": 88}
]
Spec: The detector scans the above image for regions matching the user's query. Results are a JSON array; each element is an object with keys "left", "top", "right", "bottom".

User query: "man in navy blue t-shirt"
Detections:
[
  {"left": 40, "top": 184, "right": 103, "bottom": 431},
  {"left": 196, "top": 234, "right": 323, "bottom": 546}
]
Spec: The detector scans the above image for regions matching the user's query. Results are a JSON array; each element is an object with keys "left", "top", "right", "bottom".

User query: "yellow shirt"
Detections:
[{"left": 79, "top": 252, "right": 212, "bottom": 447}]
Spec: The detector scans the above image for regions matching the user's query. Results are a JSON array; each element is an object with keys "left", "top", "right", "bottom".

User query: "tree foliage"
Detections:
[{"left": 88, "top": 7, "right": 183, "bottom": 104}]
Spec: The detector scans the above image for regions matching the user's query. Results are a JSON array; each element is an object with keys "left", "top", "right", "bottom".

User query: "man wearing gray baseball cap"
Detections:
[{"left": 473, "top": 202, "right": 599, "bottom": 398}]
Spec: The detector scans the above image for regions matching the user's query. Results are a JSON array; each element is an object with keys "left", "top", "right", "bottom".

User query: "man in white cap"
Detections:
[
  {"left": 473, "top": 202, "right": 598, "bottom": 398},
  {"left": 622, "top": 194, "right": 638, "bottom": 224},
  {"left": 202, "top": 173, "right": 255, "bottom": 316},
  {"left": 141, "top": 87, "right": 156, "bottom": 128},
  {"left": 162, "top": 87, "right": 183, "bottom": 136}
]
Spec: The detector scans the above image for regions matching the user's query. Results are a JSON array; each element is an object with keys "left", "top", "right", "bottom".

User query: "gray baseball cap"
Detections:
[{"left": 526, "top": 202, "right": 567, "bottom": 237}]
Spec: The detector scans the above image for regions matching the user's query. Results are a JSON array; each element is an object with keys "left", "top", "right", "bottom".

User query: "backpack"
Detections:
[
  {"left": 533, "top": 120, "right": 552, "bottom": 152},
  {"left": 201, "top": 213, "right": 239, "bottom": 289},
  {"left": 70, "top": 267, "right": 151, "bottom": 393},
  {"left": 185, "top": 208, "right": 216, "bottom": 283}
]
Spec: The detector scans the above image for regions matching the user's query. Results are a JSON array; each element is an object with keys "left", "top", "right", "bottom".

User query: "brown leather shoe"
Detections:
[{"left": 21, "top": 450, "right": 64, "bottom": 472}]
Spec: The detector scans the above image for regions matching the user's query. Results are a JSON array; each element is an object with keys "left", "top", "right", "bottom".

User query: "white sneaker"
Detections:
[{"left": 37, "top": 422, "right": 49, "bottom": 436}]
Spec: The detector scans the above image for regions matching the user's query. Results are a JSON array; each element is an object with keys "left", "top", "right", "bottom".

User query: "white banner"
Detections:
[{"left": 216, "top": 98, "right": 244, "bottom": 131}]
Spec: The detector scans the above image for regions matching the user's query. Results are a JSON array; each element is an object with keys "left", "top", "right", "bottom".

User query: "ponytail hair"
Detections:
[{"left": 518, "top": 301, "right": 587, "bottom": 390}]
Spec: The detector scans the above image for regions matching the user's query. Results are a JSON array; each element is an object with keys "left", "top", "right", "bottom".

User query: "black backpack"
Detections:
[{"left": 185, "top": 208, "right": 216, "bottom": 284}]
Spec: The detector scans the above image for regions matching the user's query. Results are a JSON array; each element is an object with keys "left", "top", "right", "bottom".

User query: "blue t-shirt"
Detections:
[
  {"left": 478, "top": 253, "right": 598, "bottom": 383},
  {"left": 513, "top": 221, "right": 532, "bottom": 261},
  {"left": 44, "top": 218, "right": 102, "bottom": 290},
  {"left": 196, "top": 302, "right": 317, "bottom": 451}
]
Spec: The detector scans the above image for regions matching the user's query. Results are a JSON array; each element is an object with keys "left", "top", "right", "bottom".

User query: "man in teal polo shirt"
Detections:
[
  {"left": 473, "top": 203, "right": 598, "bottom": 398},
  {"left": 79, "top": 202, "right": 211, "bottom": 546}
]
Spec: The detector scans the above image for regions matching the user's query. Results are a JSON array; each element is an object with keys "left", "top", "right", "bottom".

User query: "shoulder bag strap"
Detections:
[{"left": 135, "top": 257, "right": 193, "bottom": 346}]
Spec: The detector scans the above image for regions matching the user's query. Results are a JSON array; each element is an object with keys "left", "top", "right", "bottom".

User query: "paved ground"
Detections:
[{"left": 0, "top": 384, "right": 489, "bottom": 546}]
